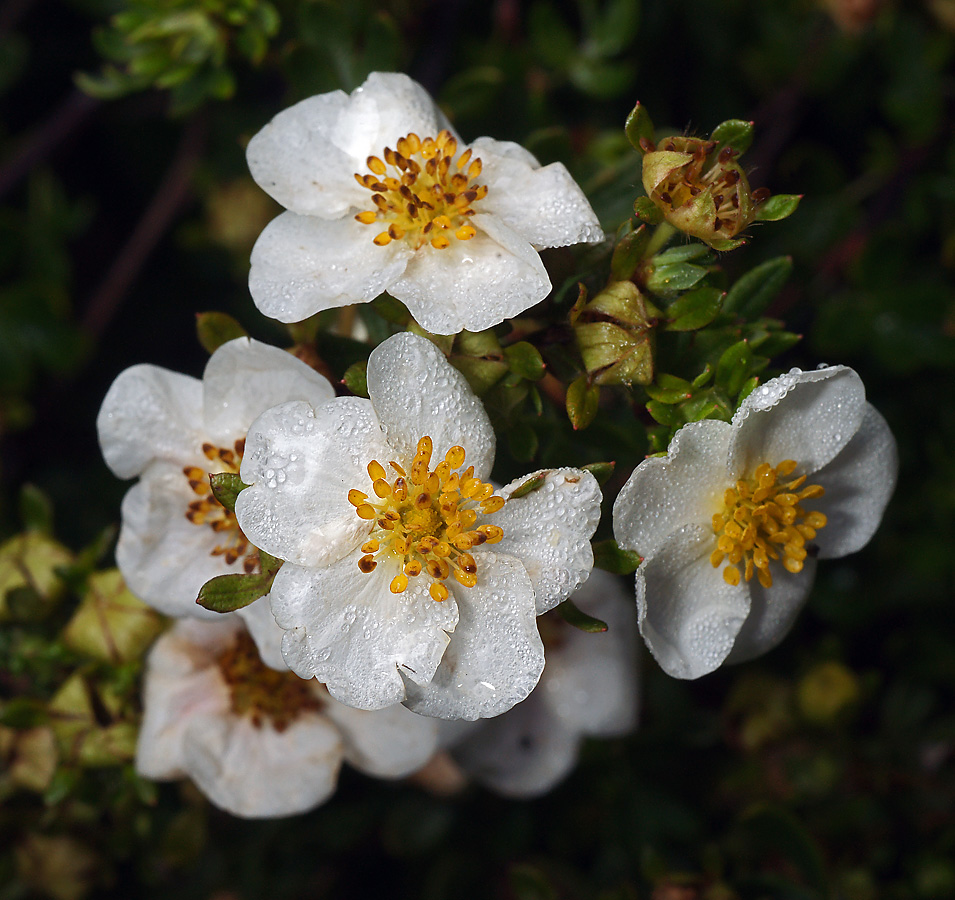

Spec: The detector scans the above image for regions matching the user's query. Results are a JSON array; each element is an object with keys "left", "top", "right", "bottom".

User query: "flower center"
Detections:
[
  {"left": 217, "top": 630, "right": 323, "bottom": 732},
  {"left": 183, "top": 440, "right": 258, "bottom": 574},
  {"left": 353, "top": 130, "right": 487, "bottom": 251},
  {"left": 709, "top": 459, "right": 828, "bottom": 589},
  {"left": 347, "top": 436, "right": 505, "bottom": 602}
]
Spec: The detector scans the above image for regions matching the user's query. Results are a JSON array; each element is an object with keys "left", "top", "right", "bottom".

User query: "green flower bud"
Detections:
[
  {"left": 0, "top": 532, "right": 73, "bottom": 621},
  {"left": 48, "top": 674, "right": 137, "bottom": 767}
]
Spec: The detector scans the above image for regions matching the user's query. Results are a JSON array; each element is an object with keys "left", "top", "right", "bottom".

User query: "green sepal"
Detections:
[
  {"left": 715, "top": 340, "right": 754, "bottom": 397},
  {"left": 664, "top": 286, "right": 724, "bottom": 331},
  {"left": 342, "top": 361, "right": 369, "bottom": 397},
  {"left": 509, "top": 472, "right": 547, "bottom": 499},
  {"left": 195, "top": 551, "right": 282, "bottom": 613},
  {"left": 723, "top": 256, "right": 793, "bottom": 317},
  {"left": 624, "top": 101, "right": 654, "bottom": 152},
  {"left": 644, "top": 260, "right": 709, "bottom": 298},
  {"left": 633, "top": 196, "right": 664, "bottom": 224},
  {"left": 592, "top": 539, "right": 642, "bottom": 574},
  {"left": 611, "top": 222, "right": 650, "bottom": 280},
  {"left": 710, "top": 118, "right": 754, "bottom": 155},
  {"left": 755, "top": 194, "right": 802, "bottom": 222},
  {"left": 503, "top": 341, "right": 545, "bottom": 381},
  {"left": 195, "top": 311, "right": 247, "bottom": 354},
  {"left": 707, "top": 236, "right": 747, "bottom": 252},
  {"left": 581, "top": 461, "right": 615, "bottom": 485},
  {"left": 566, "top": 375, "right": 600, "bottom": 430},
  {"left": 209, "top": 473, "right": 248, "bottom": 513},
  {"left": 556, "top": 597, "right": 608, "bottom": 633}
]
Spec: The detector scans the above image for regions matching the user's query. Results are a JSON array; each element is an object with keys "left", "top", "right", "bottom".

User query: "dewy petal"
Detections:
[
  {"left": 270, "top": 555, "right": 459, "bottom": 710},
  {"left": 236, "top": 398, "right": 393, "bottom": 567},
  {"left": 322, "top": 697, "right": 439, "bottom": 779},
  {"left": 97, "top": 364, "right": 205, "bottom": 479},
  {"left": 471, "top": 136, "right": 604, "bottom": 248},
  {"left": 613, "top": 419, "right": 733, "bottom": 560},
  {"left": 246, "top": 90, "right": 366, "bottom": 219},
  {"left": 402, "top": 552, "right": 544, "bottom": 721},
  {"left": 725, "top": 558, "right": 817, "bottom": 665},
  {"left": 116, "top": 462, "right": 237, "bottom": 620},
  {"left": 249, "top": 211, "right": 412, "bottom": 324},
  {"left": 730, "top": 366, "right": 866, "bottom": 478},
  {"left": 202, "top": 337, "right": 335, "bottom": 446},
  {"left": 366, "top": 332, "right": 495, "bottom": 479},
  {"left": 811, "top": 403, "right": 898, "bottom": 560},
  {"left": 182, "top": 711, "right": 342, "bottom": 818},
  {"left": 235, "top": 595, "right": 288, "bottom": 671},
  {"left": 388, "top": 213, "right": 551, "bottom": 335},
  {"left": 492, "top": 468, "right": 602, "bottom": 614},
  {"left": 636, "top": 524, "right": 750, "bottom": 679}
]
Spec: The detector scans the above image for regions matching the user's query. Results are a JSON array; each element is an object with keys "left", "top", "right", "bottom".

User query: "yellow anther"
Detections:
[
  {"left": 393, "top": 478, "right": 408, "bottom": 501},
  {"left": 413, "top": 492, "right": 432, "bottom": 510},
  {"left": 453, "top": 569, "right": 477, "bottom": 588},
  {"left": 361, "top": 539, "right": 379, "bottom": 553},
  {"left": 430, "top": 582, "right": 449, "bottom": 602},
  {"left": 467, "top": 159, "right": 482, "bottom": 180},
  {"left": 390, "top": 574, "right": 409, "bottom": 594},
  {"left": 373, "top": 479, "right": 391, "bottom": 498},
  {"left": 373, "top": 232, "right": 392, "bottom": 246},
  {"left": 433, "top": 541, "right": 451, "bottom": 558},
  {"left": 478, "top": 524, "right": 504, "bottom": 543},
  {"left": 723, "top": 566, "right": 741, "bottom": 586},
  {"left": 445, "top": 446, "right": 466, "bottom": 468},
  {"left": 367, "top": 156, "right": 386, "bottom": 175},
  {"left": 368, "top": 460, "right": 386, "bottom": 481},
  {"left": 358, "top": 555, "right": 377, "bottom": 573},
  {"left": 783, "top": 556, "right": 803, "bottom": 575},
  {"left": 423, "top": 473, "right": 440, "bottom": 494},
  {"left": 356, "top": 504, "right": 376, "bottom": 520},
  {"left": 404, "top": 560, "right": 422, "bottom": 577},
  {"left": 430, "top": 235, "right": 450, "bottom": 250},
  {"left": 355, "top": 211, "right": 378, "bottom": 224},
  {"left": 416, "top": 435, "right": 433, "bottom": 464},
  {"left": 805, "top": 511, "right": 827, "bottom": 529},
  {"left": 480, "top": 496, "right": 505, "bottom": 514},
  {"left": 388, "top": 224, "right": 405, "bottom": 240},
  {"left": 455, "top": 224, "right": 476, "bottom": 241}
]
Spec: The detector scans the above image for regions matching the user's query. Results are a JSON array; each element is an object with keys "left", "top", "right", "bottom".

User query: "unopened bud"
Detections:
[{"left": 0, "top": 532, "right": 73, "bottom": 621}]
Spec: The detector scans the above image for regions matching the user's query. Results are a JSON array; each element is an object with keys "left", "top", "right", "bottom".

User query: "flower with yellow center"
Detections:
[
  {"left": 613, "top": 365, "right": 897, "bottom": 680},
  {"left": 97, "top": 337, "right": 334, "bottom": 666},
  {"left": 245, "top": 72, "right": 604, "bottom": 335},
  {"left": 137, "top": 618, "right": 439, "bottom": 818},
  {"left": 235, "top": 333, "right": 603, "bottom": 720}
]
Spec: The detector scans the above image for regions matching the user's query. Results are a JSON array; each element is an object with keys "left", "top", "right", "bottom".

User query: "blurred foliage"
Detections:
[{"left": 1, "top": 0, "right": 954, "bottom": 898}]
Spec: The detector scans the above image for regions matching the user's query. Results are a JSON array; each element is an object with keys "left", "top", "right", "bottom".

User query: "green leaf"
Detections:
[
  {"left": 196, "top": 551, "right": 281, "bottom": 613},
  {"left": 509, "top": 472, "right": 547, "bottom": 499},
  {"left": 19, "top": 484, "right": 53, "bottom": 534},
  {"left": 644, "top": 261, "right": 708, "bottom": 298},
  {"left": 624, "top": 101, "right": 654, "bottom": 152},
  {"left": 611, "top": 222, "right": 650, "bottom": 280},
  {"left": 664, "top": 286, "right": 724, "bottom": 331},
  {"left": 715, "top": 340, "right": 753, "bottom": 397},
  {"left": 755, "top": 193, "right": 802, "bottom": 222},
  {"left": 710, "top": 118, "right": 754, "bottom": 155},
  {"left": 645, "top": 399, "right": 681, "bottom": 426},
  {"left": 342, "top": 360, "right": 369, "bottom": 397},
  {"left": 194, "top": 313, "right": 248, "bottom": 354},
  {"left": 593, "top": 539, "right": 642, "bottom": 574},
  {"left": 208, "top": 473, "right": 248, "bottom": 513},
  {"left": 557, "top": 598, "right": 608, "bottom": 633},
  {"left": 503, "top": 341, "right": 545, "bottom": 381},
  {"left": 723, "top": 256, "right": 793, "bottom": 317},
  {"left": 581, "top": 461, "right": 615, "bottom": 485},
  {"left": 653, "top": 244, "right": 712, "bottom": 265},
  {"left": 645, "top": 381, "right": 693, "bottom": 404},
  {"left": 586, "top": 0, "right": 640, "bottom": 59},
  {"left": 566, "top": 375, "right": 600, "bottom": 430},
  {"left": 633, "top": 196, "right": 664, "bottom": 224}
]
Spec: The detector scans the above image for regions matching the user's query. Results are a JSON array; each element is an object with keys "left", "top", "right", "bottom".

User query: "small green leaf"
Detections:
[
  {"left": 342, "top": 361, "right": 369, "bottom": 397},
  {"left": 624, "top": 101, "right": 654, "bottom": 152},
  {"left": 566, "top": 375, "right": 600, "bottom": 430},
  {"left": 633, "top": 196, "right": 664, "bottom": 224},
  {"left": 664, "top": 286, "right": 724, "bottom": 331},
  {"left": 503, "top": 341, "right": 545, "bottom": 381},
  {"left": 557, "top": 597, "right": 608, "bottom": 633},
  {"left": 209, "top": 473, "right": 248, "bottom": 513},
  {"left": 645, "top": 383, "right": 692, "bottom": 404},
  {"left": 692, "top": 364, "right": 714, "bottom": 389},
  {"left": 723, "top": 256, "right": 793, "bottom": 317},
  {"left": 509, "top": 472, "right": 547, "bottom": 499},
  {"left": 755, "top": 193, "right": 802, "bottom": 222},
  {"left": 644, "top": 261, "right": 708, "bottom": 298},
  {"left": 581, "top": 461, "right": 615, "bottom": 485},
  {"left": 710, "top": 118, "right": 754, "bottom": 155},
  {"left": 653, "top": 245, "right": 712, "bottom": 265},
  {"left": 196, "top": 551, "right": 281, "bottom": 613},
  {"left": 372, "top": 293, "right": 410, "bottom": 325},
  {"left": 195, "top": 312, "right": 247, "bottom": 355},
  {"left": 715, "top": 339, "right": 753, "bottom": 397},
  {"left": 593, "top": 539, "right": 642, "bottom": 574},
  {"left": 19, "top": 484, "right": 54, "bottom": 534},
  {"left": 645, "top": 399, "right": 681, "bottom": 426},
  {"left": 611, "top": 222, "right": 650, "bottom": 280}
]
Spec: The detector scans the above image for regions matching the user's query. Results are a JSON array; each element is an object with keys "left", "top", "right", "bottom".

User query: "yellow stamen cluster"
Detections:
[
  {"left": 353, "top": 130, "right": 487, "bottom": 250},
  {"left": 217, "top": 630, "right": 323, "bottom": 731},
  {"left": 710, "top": 459, "right": 828, "bottom": 589},
  {"left": 347, "top": 436, "right": 505, "bottom": 601},
  {"left": 184, "top": 440, "right": 258, "bottom": 573}
]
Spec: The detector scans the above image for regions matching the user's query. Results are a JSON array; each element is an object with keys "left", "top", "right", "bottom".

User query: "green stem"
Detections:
[{"left": 644, "top": 221, "right": 677, "bottom": 258}]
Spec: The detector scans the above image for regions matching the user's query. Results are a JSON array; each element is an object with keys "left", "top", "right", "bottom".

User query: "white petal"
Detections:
[
  {"left": 97, "top": 364, "right": 205, "bottom": 479},
  {"left": 730, "top": 366, "right": 866, "bottom": 478},
  {"left": 201, "top": 337, "right": 335, "bottom": 445},
  {"left": 402, "top": 552, "right": 544, "bottom": 721},
  {"left": 725, "top": 558, "right": 816, "bottom": 665},
  {"left": 116, "top": 463, "right": 241, "bottom": 619},
  {"left": 541, "top": 570, "right": 639, "bottom": 737},
  {"left": 249, "top": 211, "right": 412, "bottom": 324},
  {"left": 811, "top": 403, "right": 898, "bottom": 560},
  {"left": 388, "top": 214, "right": 550, "bottom": 335},
  {"left": 493, "top": 468, "right": 602, "bottom": 614},
  {"left": 270, "top": 555, "right": 459, "bottom": 710},
  {"left": 636, "top": 524, "right": 750, "bottom": 679},
  {"left": 322, "top": 697, "right": 439, "bottom": 778},
  {"left": 182, "top": 711, "right": 342, "bottom": 818},
  {"left": 246, "top": 90, "right": 366, "bottom": 218},
  {"left": 453, "top": 692, "right": 581, "bottom": 799},
  {"left": 613, "top": 418, "right": 733, "bottom": 559},
  {"left": 235, "top": 595, "right": 288, "bottom": 671},
  {"left": 366, "top": 332, "right": 495, "bottom": 479},
  {"left": 236, "top": 398, "right": 392, "bottom": 567},
  {"left": 471, "top": 137, "right": 604, "bottom": 248}
]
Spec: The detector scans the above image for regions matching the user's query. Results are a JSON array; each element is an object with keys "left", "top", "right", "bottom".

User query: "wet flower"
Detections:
[
  {"left": 613, "top": 365, "right": 897, "bottom": 679},
  {"left": 235, "top": 332, "right": 602, "bottom": 720},
  {"left": 137, "top": 617, "right": 437, "bottom": 818},
  {"left": 444, "top": 570, "right": 639, "bottom": 798},
  {"left": 96, "top": 337, "right": 334, "bottom": 655},
  {"left": 245, "top": 71, "right": 603, "bottom": 335}
]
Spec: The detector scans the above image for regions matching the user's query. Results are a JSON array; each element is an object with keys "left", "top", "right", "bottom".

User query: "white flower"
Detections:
[
  {"left": 613, "top": 365, "right": 898, "bottom": 679},
  {"left": 245, "top": 71, "right": 604, "bottom": 335},
  {"left": 443, "top": 569, "right": 639, "bottom": 798},
  {"left": 96, "top": 337, "right": 335, "bottom": 658},
  {"left": 137, "top": 617, "right": 438, "bottom": 819},
  {"left": 234, "top": 332, "right": 603, "bottom": 720}
]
